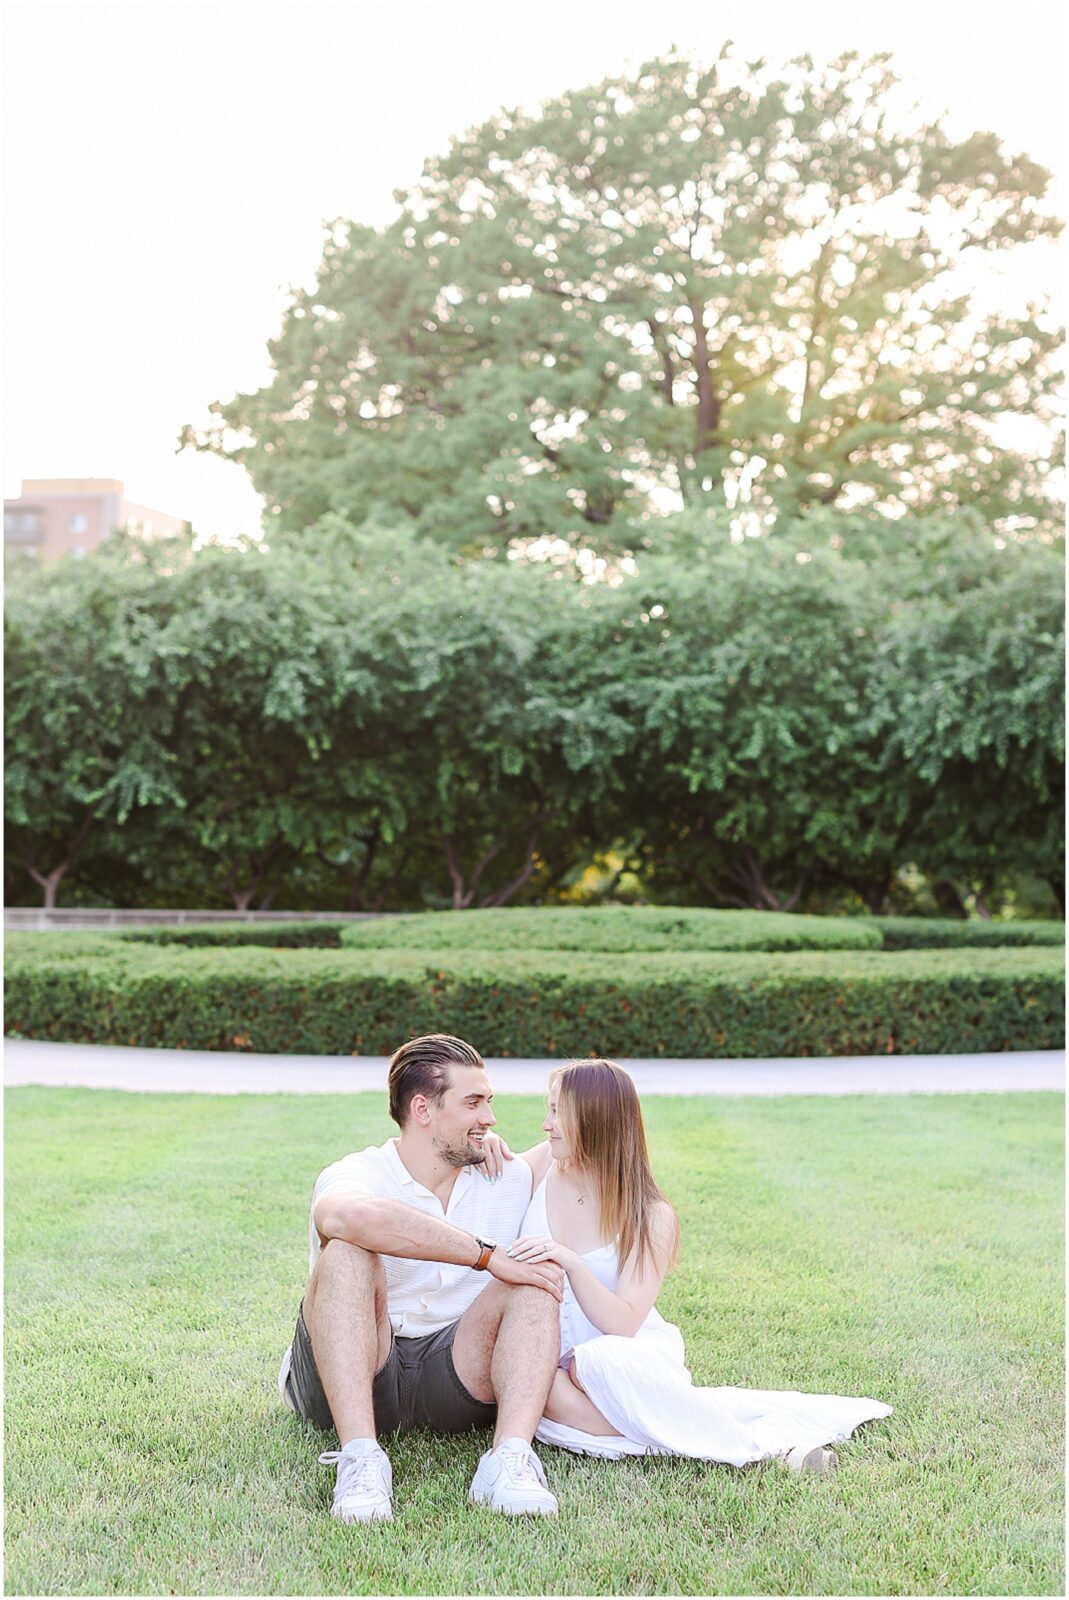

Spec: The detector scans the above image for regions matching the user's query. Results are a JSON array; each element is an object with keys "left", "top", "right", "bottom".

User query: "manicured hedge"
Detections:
[
  {"left": 20, "top": 909, "right": 1059, "bottom": 960},
  {"left": 120, "top": 923, "right": 347, "bottom": 948},
  {"left": 5, "top": 939, "right": 1062, "bottom": 1058},
  {"left": 337, "top": 906, "right": 884, "bottom": 953},
  {"left": 875, "top": 917, "right": 1064, "bottom": 950}
]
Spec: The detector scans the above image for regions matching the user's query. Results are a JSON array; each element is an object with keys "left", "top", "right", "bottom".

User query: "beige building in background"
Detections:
[{"left": 4, "top": 478, "right": 189, "bottom": 560}]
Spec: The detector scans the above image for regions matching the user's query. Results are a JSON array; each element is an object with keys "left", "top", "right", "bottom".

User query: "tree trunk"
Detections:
[
  {"left": 224, "top": 840, "right": 284, "bottom": 912},
  {"left": 349, "top": 825, "right": 382, "bottom": 911},
  {"left": 445, "top": 805, "right": 546, "bottom": 909},
  {"left": 691, "top": 301, "right": 720, "bottom": 457},
  {"left": 479, "top": 808, "right": 546, "bottom": 908},
  {"left": 22, "top": 815, "right": 93, "bottom": 909},
  {"left": 39, "top": 866, "right": 66, "bottom": 910},
  {"left": 931, "top": 878, "right": 968, "bottom": 919},
  {"left": 724, "top": 844, "right": 806, "bottom": 912},
  {"left": 699, "top": 848, "right": 807, "bottom": 913}
]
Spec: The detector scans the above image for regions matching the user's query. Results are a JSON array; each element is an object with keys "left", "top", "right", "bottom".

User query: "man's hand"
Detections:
[{"left": 488, "top": 1247, "right": 564, "bottom": 1301}]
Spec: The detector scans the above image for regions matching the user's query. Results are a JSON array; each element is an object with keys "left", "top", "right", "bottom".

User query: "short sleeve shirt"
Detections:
[{"left": 279, "top": 1140, "right": 533, "bottom": 1400}]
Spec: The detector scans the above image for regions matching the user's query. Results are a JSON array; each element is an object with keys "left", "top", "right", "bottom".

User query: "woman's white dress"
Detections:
[{"left": 523, "top": 1172, "right": 891, "bottom": 1463}]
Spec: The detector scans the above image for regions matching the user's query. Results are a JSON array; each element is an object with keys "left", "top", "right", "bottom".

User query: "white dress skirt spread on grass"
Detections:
[{"left": 523, "top": 1174, "right": 892, "bottom": 1463}]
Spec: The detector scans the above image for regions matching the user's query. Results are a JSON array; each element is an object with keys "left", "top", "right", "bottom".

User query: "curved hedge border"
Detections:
[
  {"left": 336, "top": 907, "right": 884, "bottom": 953},
  {"left": 87, "top": 906, "right": 1063, "bottom": 954},
  {"left": 5, "top": 939, "right": 1062, "bottom": 1057},
  {"left": 874, "top": 917, "right": 1064, "bottom": 950},
  {"left": 121, "top": 923, "right": 345, "bottom": 949}
]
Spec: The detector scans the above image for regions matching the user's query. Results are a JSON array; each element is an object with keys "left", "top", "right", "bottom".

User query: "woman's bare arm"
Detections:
[{"left": 508, "top": 1199, "right": 678, "bottom": 1335}]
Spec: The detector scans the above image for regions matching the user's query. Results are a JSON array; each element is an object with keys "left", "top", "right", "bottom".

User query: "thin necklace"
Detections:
[{"left": 556, "top": 1159, "right": 589, "bottom": 1205}]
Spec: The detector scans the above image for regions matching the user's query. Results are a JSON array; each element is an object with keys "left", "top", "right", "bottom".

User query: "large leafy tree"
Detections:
[
  {"left": 4, "top": 541, "right": 185, "bottom": 906},
  {"left": 597, "top": 518, "right": 1064, "bottom": 915},
  {"left": 611, "top": 532, "right": 887, "bottom": 911},
  {"left": 877, "top": 534, "right": 1065, "bottom": 913},
  {"left": 186, "top": 48, "right": 1063, "bottom": 554},
  {"left": 314, "top": 523, "right": 640, "bottom": 909}
]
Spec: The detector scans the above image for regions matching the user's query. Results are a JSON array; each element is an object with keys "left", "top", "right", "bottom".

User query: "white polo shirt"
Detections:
[{"left": 278, "top": 1140, "right": 533, "bottom": 1400}]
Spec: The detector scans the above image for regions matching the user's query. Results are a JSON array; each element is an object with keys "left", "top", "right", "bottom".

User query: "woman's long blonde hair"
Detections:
[{"left": 551, "top": 1059, "right": 679, "bottom": 1271}]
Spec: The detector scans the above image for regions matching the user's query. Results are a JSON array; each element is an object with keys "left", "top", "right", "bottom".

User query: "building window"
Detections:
[
  {"left": 70, "top": 513, "right": 88, "bottom": 533},
  {"left": 4, "top": 510, "right": 45, "bottom": 544}
]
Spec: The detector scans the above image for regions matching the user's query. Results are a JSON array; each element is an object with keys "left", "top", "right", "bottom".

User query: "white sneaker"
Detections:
[
  {"left": 468, "top": 1437, "right": 558, "bottom": 1516},
  {"left": 318, "top": 1440, "right": 393, "bottom": 1522},
  {"left": 784, "top": 1443, "right": 838, "bottom": 1475}
]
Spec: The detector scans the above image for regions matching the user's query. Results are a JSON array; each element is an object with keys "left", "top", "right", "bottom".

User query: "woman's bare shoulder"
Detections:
[{"left": 520, "top": 1140, "right": 553, "bottom": 1184}]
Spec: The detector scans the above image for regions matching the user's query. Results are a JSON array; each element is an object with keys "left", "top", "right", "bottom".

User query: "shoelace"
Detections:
[
  {"left": 318, "top": 1449, "right": 384, "bottom": 1497},
  {"left": 497, "top": 1447, "right": 545, "bottom": 1487}
]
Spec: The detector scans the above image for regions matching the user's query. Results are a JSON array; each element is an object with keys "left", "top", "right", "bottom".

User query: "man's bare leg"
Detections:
[
  {"left": 543, "top": 1366, "right": 623, "bottom": 1436},
  {"left": 452, "top": 1280, "right": 560, "bottom": 1446},
  {"left": 302, "top": 1238, "right": 392, "bottom": 1442}
]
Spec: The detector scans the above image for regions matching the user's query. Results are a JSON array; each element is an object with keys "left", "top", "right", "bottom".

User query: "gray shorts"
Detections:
[{"left": 284, "top": 1302, "right": 498, "bottom": 1436}]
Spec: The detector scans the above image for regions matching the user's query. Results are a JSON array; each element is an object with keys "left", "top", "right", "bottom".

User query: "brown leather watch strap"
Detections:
[{"left": 473, "top": 1237, "right": 495, "bottom": 1270}]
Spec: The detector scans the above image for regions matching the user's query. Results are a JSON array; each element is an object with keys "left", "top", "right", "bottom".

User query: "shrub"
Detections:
[
  {"left": 875, "top": 917, "right": 1064, "bottom": 950},
  {"left": 337, "top": 906, "right": 884, "bottom": 953},
  {"left": 5, "top": 939, "right": 1062, "bottom": 1058},
  {"left": 119, "top": 923, "right": 348, "bottom": 949}
]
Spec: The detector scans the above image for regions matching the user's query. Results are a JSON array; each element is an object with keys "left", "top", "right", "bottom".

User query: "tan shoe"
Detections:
[{"left": 784, "top": 1444, "right": 839, "bottom": 1475}]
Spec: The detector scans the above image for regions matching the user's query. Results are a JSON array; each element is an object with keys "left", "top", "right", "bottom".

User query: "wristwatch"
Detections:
[{"left": 472, "top": 1235, "right": 497, "bottom": 1270}]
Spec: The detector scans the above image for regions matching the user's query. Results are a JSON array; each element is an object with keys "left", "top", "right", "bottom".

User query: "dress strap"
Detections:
[{"left": 527, "top": 1170, "right": 551, "bottom": 1234}]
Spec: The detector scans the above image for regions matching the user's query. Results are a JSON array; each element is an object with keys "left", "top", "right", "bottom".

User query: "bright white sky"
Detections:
[{"left": 3, "top": 0, "right": 1065, "bottom": 540}]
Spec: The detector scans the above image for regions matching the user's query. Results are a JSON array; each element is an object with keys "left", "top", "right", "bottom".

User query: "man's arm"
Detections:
[{"left": 314, "top": 1188, "right": 564, "bottom": 1299}]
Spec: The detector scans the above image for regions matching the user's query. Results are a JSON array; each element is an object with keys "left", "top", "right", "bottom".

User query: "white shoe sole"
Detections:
[
  {"left": 332, "top": 1502, "right": 393, "bottom": 1523},
  {"left": 468, "top": 1487, "right": 558, "bottom": 1516}
]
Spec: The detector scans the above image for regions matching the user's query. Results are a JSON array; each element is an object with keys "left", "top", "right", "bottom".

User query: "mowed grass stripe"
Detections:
[{"left": 4, "top": 1090, "right": 1063, "bottom": 1596}]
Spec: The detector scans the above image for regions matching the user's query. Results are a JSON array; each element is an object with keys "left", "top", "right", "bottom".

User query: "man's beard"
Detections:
[{"left": 434, "top": 1135, "right": 487, "bottom": 1170}]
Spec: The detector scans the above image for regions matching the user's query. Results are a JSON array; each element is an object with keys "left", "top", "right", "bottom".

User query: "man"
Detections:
[{"left": 279, "top": 1033, "right": 563, "bottom": 1522}]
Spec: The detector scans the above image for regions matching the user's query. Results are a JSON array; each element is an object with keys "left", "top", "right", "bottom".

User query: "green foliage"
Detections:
[
  {"left": 120, "top": 922, "right": 348, "bottom": 948},
  {"left": 3, "top": 536, "right": 187, "bottom": 906},
  {"left": 186, "top": 50, "right": 1063, "bottom": 552},
  {"left": 5, "top": 522, "right": 1064, "bottom": 915},
  {"left": 337, "top": 906, "right": 882, "bottom": 951},
  {"left": 5, "top": 1089, "right": 1063, "bottom": 1594},
  {"left": 874, "top": 534, "right": 1065, "bottom": 910},
  {"left": 875, "top": 917, "right": 1064, "bottom": 949},
  {"left": 5, "top": 934, "right": 1062, "bottom": 1057}
]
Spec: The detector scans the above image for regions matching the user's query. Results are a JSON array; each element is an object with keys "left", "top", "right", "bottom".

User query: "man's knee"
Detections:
[
  {"left": 503, "top": 1282, "right": 562, "bottom": 1326},
  {"left": 308, "top": 1238, "right": 385, "bottom": 1300},
  {"left": 321, "top": 1237, "right": 382, "bottom": 1270}
]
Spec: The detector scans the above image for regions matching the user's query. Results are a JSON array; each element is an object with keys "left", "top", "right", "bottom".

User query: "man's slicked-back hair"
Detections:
[{"left": 387, "top": 1034, "right": 484, "bottom": 1128}]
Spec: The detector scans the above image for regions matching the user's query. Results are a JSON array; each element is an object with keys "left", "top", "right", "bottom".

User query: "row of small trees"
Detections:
[{"left": 5, "top": 512, "right": 1063, "bottom": 915}]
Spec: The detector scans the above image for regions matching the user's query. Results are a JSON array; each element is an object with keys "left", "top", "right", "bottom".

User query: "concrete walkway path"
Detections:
[{"left": 3, "top": 1039, "right": 1063, "bottom": 1096}]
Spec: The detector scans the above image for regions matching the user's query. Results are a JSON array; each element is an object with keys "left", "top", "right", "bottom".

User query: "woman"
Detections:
[{"left": 486, "top": 1059, "right": 891, "bottom": 1470}]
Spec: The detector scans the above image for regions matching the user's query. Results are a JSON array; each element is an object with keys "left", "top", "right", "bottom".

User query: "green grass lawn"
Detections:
[{"left": 4, "top": 1088, "right": 1064, "bottom": 1596}]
